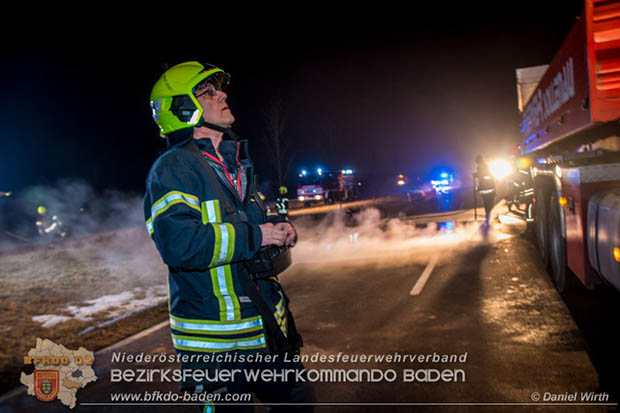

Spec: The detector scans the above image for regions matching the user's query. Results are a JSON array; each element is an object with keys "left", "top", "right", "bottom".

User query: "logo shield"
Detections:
[{"left": 34, "top": 370, "right": 59, "bottom": 402}]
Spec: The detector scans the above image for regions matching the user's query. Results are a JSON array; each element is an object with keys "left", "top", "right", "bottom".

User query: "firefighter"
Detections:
[
  {"left": 35, "top": 206, "right": 67, "bottom": 238},
  {"left": 275, "top": 186, "right": 289, "bottom": 218},
  {"left": 144, "top": 61, "right": 314, "bottom": 412},
  {"left": 474, "top": 155, "right": 496, "bottom": 225}
]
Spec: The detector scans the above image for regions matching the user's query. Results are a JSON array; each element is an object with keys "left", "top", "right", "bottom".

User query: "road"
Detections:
[{"left": 2, "top": 192, "right": 618, "bottom": 412}]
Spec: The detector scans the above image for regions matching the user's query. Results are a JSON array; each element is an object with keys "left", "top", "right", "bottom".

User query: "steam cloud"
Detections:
[{"left": 0, "top": 180, "right": 495, "bottom": 331}]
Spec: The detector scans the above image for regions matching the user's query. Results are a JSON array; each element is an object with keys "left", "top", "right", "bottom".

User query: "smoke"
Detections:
[
  {"left": 290, "top": 207, "right": 488, "bottom": 269},
  {"left": 0, "top": 179, "right": 167, "bottom": 327},
  {"left": 0, "top": 179, "right": 146, "bottom": 250},
  {"left": 0, "top": 179, "right": 499, "bottom": 332}
]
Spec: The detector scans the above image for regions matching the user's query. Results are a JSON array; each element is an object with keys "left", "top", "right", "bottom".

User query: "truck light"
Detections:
[
  {"left": 298, "top": 196, "right": 305, "bottom": 201},
  {"left": 559, "top": 196, "right": 568, "bottom": 207},
  {"left": 397, "top": 180, "right": 405, "bottom": 186},
  {"left": 490, "top": 159, "right": 512, "bottom": 180},
  {"left": 314, "top": 195, "right": 322, "bottom": 200},
  {"left": 517, "top": 157, "right": 531, "bottom": 169},
  {"left": 614, "top": 247, "right": 620, "bottom": 262}
]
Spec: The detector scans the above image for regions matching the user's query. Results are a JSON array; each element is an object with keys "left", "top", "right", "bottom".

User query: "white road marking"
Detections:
[{"left": 410, "top": 253, "right": 440, "bottom": 296}]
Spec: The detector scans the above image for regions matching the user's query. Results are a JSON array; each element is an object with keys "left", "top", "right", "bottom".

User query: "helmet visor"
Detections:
[{"left": 194, "top": 65, "right": 230, "bottom": 95}]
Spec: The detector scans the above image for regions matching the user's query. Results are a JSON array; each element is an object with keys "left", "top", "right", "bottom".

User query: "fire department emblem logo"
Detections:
[{"left": 34, "top": 370, "right": 59, "bottom": 402}]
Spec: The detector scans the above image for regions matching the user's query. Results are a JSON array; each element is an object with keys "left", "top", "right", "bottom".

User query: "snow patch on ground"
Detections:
[
  {"left": 32, "top": 285, "right": 168, "bottom": 328},
  {"left": 32, "top": 315, "right": 72, "bottom": 328}
]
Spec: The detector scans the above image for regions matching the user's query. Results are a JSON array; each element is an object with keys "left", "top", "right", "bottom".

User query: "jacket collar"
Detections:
[{"left": 194, "top": 138, "right": 240, "bottom": 170}]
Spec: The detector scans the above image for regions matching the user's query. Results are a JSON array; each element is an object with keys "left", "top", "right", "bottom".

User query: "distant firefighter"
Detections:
[
  {"left": 276, "top": 186, "right": 289, "bottom": 217},
  {"left": 36, "top": 206, "right": 67, "bottom": 238},
  {"left": 474, "top": 155, "right": 496, "bottom": 225}
]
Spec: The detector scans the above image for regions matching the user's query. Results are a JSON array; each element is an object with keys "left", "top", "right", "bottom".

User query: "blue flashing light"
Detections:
[
  {"left": 440, "top": 172, "right": 448, "bottom": 179},
  {"left": 301, "top": 169, "right": 307, "bottom": 176},
  {"left": 521, "top": 121, "right": 531, "bottom": 133}
]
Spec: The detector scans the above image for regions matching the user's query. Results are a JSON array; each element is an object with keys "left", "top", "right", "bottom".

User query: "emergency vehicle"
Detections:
[
  {"left": 516, "top": 0, "right": 620, "bottom": 293},
  {"left": 297, "top": 168, "right": 358, "bottom": 206}
]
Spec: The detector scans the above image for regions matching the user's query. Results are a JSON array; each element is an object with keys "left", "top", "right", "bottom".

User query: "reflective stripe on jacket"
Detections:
[
  {"left": 143, "top": 138, "right": 288, "bottom": 355},
  {"left": 475, "top": 164, "right": 496, "bottom": 195}
]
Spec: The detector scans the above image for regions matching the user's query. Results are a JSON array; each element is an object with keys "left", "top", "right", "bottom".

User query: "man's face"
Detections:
[{"left": 195, "top": 80, "right": 235, "bottom": 128}]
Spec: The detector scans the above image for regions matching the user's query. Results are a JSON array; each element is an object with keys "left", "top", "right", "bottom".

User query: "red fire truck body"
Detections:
[{"left": 516, "top": 0, "right": 620, "bottom": 292}]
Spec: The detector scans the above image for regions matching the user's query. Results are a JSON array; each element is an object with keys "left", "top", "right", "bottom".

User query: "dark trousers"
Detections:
[
  {"left": 190, "top": 356, "right": 315, "bottom": 412},
  {"left": 482, "top": 194, "right": 495, "bottom": 223}
]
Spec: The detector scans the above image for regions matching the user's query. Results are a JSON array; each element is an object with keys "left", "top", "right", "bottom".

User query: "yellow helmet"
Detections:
[
  {"left": 37, "top": 206, "right": 47, "bottom": 215},
  {"left": 150, "top": 62, "right": 230, "bottom": 137}
]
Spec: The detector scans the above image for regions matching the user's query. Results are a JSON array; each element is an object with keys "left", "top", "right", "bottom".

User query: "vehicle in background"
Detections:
[{"left": 296, "top": 168, "right": 360, "bottom": 206}]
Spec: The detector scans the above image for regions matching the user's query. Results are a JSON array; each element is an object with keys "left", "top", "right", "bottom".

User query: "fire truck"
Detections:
[
  {"left": 516, "top": 0, "right": 620, "bottom": 293},
  {"left": 297, "top": 168, "right": 358, "bottom": 206}
]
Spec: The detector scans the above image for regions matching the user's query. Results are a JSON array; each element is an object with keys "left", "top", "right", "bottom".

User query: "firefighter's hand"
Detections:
[
  {"left": 259, "top": 223, "right": 287, "bottom": 247},
  {"left": 276, "top": 222, "right": 297, "bottom": 248}
]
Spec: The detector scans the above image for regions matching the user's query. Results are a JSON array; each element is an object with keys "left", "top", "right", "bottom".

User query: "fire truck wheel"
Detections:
[
  {"left": 548, "top": 192, "right": 568, "bottom": 293},
  {"left": 535, "top": 186, "right": 550, "bottom": 269}
]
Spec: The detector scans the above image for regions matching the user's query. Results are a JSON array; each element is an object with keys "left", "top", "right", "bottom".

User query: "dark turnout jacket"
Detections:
[{"left": 143, "top": 137, "right": 296, "bottom": 356}]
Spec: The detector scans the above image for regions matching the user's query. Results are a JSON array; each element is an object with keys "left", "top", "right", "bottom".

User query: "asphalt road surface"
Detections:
[{"left": 2, "top": 194, "right": 619, "bottom": 413}]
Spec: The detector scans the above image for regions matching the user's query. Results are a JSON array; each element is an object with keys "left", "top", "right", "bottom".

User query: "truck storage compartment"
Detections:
[{"left": 586, "top": 0, "right": 620, "bottom": 121}]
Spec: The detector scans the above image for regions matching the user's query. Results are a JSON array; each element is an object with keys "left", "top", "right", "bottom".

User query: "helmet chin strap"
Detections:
[{"left": 198, "top": 119, "right": 240, "bottom": 141}]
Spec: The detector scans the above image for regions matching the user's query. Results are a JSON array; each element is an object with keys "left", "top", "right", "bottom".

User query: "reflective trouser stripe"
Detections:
[
  {"left": 170, "top": 315, "right": 262, "bottom": 335},
  {"left": 211, "top": 265, "right": 241, "bottom": 321},
  {"left": 172, "top": 334, "right": 267, "bottom": 352},
  {"left": 479, "top": 189, "right": 495, "bottom": 194}
]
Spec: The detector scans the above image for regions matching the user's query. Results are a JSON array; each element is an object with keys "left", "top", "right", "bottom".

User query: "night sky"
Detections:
[{"left": 1, "top": 3, "right": 585, "bottom": 197}]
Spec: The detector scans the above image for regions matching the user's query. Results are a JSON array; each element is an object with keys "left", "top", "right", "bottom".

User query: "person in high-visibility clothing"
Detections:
[
  {"left": 35, "top": 205, "right": 67, "bottom": 238},
  {"left": 275, "top": 186, "right": 289, "bottom": 218},
  {"left": 144, "top": 61, "right": 314, "bottom": 412},
  {"left": 474, "top": 155, "right": 496, "bottom": 225}
]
